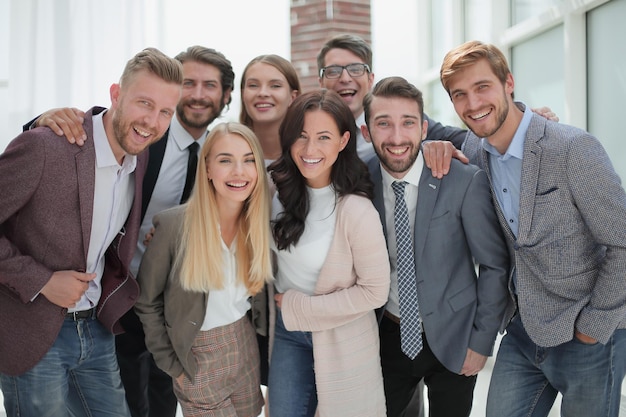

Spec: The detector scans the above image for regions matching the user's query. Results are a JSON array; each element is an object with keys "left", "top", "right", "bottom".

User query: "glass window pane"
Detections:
[
  {"left": 511, "top": 25, "right": 564, "bottom": 125},
  {"left": 511, "top": 0, "right": 563, "bottom": 25},
  {"left": 587, "top": 0, "right": 626, "bottom": 181},
  {"left": 431, "top": 0, "right": 458, "bottom": 68}
]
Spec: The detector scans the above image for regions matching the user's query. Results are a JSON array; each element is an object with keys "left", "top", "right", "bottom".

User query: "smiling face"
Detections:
[
  {"left": 176, "top": 60, "right": 230, "bottom": 137},
  {"left": 362, "top": 95, "right": 427, "bottom": 179},
  {"left": 448, "top": 58, "right": 515, "bottom": 147},
  {"left": 319, "top": 48, "right": 374, "bottom": 118},
  {"left": 242, "top": 62, "right": 298, "bottom": 127},
  {"left": 206, "top": 133, "right": 258, "bottom": 209},
  {"left": 109, "top": 70, "right": 180, "bottom": 162},
  {"left": 290, "top": 109, "right": 349, "bottom": 188}
]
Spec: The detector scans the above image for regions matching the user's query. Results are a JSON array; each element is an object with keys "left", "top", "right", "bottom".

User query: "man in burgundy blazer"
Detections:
[{"left": 0, "top": 48, "right": 182, "bottom": 416}]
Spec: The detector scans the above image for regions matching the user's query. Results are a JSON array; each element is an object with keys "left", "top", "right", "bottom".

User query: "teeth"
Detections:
[
  {"left": 388, "top": 147, "right": 408, "bottom": 155},
  {"left": 134, "top": 127, "right": 150, "bottom": 138},
  {"left": 470, "top": 110, "right": 491, "bottom": 120},
  {"left": 338, "top": 89, "right": 356, "bottom": 96},
  {"left": 255, "top": 103, "right": 273, "bottom": 108},
  {"left": 303, "top": 157, "right": 322, "bottom": 164},
  {"left": 227, "top": 181, "right": 248, "bottom": 188}
]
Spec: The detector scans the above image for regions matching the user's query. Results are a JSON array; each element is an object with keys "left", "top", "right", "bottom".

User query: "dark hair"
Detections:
[
  {"left": 363, "top": 76, "right": 425, "bottom": 126},
  {"left": 269, "top": 89, "right": 373, "bottom": 250},
  {"left": 175, "top": 45, "right": 235, "bottom": 105},
  {"left": 316, "top": 34, "right": 373, "bottom": 73}
]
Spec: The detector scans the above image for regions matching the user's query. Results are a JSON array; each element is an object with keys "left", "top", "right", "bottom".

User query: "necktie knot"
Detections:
[{"left": 392, "top": 181, "right": 407, "bottom": 200}]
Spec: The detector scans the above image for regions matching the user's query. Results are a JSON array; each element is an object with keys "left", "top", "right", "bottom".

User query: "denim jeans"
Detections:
[
  {"left": 268, "top": 309, "right": 317, "bottom": 417},
  {"left": 1, "top": 315, "right": 131, "bottom": 417},
  {"left": 486, "top": 314, "right": 626, "bottom": 417}
]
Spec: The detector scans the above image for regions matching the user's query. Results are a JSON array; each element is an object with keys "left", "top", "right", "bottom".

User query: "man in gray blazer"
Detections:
[
  {"left": 439, "top": 40, "right": 626, "bottom": 417},
  {"left": 0, "top": 48, "right": 182, "bottom": 417},
  {"left": 362, "top": 76, "right": 510, "bottom": 417}
]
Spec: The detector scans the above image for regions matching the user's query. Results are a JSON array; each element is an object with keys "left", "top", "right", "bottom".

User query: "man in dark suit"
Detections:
[
  {"left": 29, "top": 45, "right": 235, "bottom": 417},
  {"left": 0, "top": 48, "right": 182, "bottom": 417},
  {"left": 362, "top": 76, "right": 510, "bottom": 417}
]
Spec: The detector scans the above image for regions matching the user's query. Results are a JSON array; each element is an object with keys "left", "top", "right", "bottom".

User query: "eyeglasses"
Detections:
[{"left": 320, "top": 63, "right": 371, "bottom": 79}]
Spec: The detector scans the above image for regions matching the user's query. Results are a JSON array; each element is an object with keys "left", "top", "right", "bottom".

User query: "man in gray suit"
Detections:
[
  {"left": 362, "top": 76, "right": 510, "bottom": 417},
  {"left": 438, "top": 40, "right": 626, "bottom": 417}
]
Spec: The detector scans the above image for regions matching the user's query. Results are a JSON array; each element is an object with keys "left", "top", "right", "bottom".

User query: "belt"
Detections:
[
  {"left": 66, "top": 307, "right": 96, "bottom": 321},
  {"left": 384, "top": 310, "right": 401, "bottom": 325}
]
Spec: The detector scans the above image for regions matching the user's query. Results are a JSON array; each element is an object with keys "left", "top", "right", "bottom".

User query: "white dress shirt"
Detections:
[{"left": 72, "top": 111, "right": 136, "bottom": 312}]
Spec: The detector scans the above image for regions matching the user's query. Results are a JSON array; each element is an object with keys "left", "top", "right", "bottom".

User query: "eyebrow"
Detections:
[{"left": 215, "top": 152, "right": 254, "bottom": 157}]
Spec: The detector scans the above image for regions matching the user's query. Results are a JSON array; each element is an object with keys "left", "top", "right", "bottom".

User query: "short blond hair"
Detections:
[
  {"left": 119, "top": 47, "right": 183, "bottom": 89},
  {"left": 440, "top": 41, "right": 510, "bottom": 96}
]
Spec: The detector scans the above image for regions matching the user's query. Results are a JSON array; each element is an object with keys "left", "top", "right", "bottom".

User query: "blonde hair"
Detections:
[
  {"left": 119, "top": 47, "right": 183, "bottom": 89},
  {"left": 176, "top": 122, "right": 273, "bottom": 294}
]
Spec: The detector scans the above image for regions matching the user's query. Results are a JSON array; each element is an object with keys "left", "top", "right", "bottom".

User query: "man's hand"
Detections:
[
  {"left": 575, "top": 330, "right": 598, "bottom": 344},
  {"left": 35, "top": 107, "right": 87, "bottom": 145},
  {"left": 422, "top": 140, "right": 469, "bottom": 179},
  {"left": 531, "top": 106, "right": 559, "bottom": 122},
  {"left": 460, "top": 348, "right": 488, "bottom": 376},
  {"left": 143, "top": 227, "right": 156, "bottom": 246},
  {"left": 274, "top": 293, "right": 284, "bottom": 309},
  {"left": 39, "top": 270, "right": 96, "bottom": 308}
]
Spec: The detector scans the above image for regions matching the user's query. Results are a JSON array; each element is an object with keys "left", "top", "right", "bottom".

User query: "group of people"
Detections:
[{"left": 1, "top": 33, "right": 625, "bottom": 417}]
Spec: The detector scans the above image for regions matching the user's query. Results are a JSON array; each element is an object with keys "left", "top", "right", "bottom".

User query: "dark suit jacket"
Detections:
[
  {"left": 369, "top": 157, "right": 510, "bottom": 373},
  {"left": 0, "top": 107, "right": 146, "bottom": 376}
]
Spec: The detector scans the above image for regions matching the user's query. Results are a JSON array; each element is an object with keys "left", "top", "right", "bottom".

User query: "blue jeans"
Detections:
[
  {"left": 1, "top": 315, "right": 131, "bottom": 417},
  {"left": 268, "top": 309, "right": 317, "bottom": 417},
  {"left": 486, "top": 314, "right": 626, "bottom": 417}
]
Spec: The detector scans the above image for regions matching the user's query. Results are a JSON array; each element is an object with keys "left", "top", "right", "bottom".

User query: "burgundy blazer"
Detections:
[{"left": 0, "top": 107, "right": 146, "bottom": 376}]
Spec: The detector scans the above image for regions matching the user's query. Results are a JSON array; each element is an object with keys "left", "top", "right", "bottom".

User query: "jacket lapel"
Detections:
[
  {"left": 76, "top": 111, "right": 97, "bottom": 262},
  {"left": 517, "top": 115, "right": 544, "bottom": 241},
  {"left": 414, "top": 163, "right": 440, "bottom": 263}
]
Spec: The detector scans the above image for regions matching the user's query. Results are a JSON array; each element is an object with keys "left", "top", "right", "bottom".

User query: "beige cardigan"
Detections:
[{"left": 278, "top": 194, "right": 390, "bottom": 417}]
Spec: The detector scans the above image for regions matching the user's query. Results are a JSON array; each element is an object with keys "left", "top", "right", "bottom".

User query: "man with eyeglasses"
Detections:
[{"left": 317, "top": 34, "right": 467, "bottom": 164}]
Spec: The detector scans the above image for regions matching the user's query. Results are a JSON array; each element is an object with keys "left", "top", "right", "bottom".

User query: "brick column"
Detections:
[{"left": 291, "top": 0, "right": 371, "bottom": 92}]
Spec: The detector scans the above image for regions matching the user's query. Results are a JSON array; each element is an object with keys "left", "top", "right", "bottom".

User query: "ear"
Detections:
[
  {"left": 421, "top": 119, "right": 428, "bottom": 141},
  {"left": 361, "top": 124, "right": 372, "bottom": 143},
  {"left": 109, "top": 83, "right": 121, "bottom": 109},
  {"left": 505, "top": 73, "right": 515, "bottom": 96},
  {"left": 289, "top": 90, "right": 299, "bottom": 104},
  {"left": 223, "top": 88, "right": 233, "bottom": 107},
  {"left": 340, "top": 131, "right": 350, "bottom": 151}
]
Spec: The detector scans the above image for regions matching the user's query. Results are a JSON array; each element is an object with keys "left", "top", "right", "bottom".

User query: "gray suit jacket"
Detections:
[
  {"left": 462, "top": 110, "right": 626, "bottom": 346},
  {"left": 369, "top": 157, "right": 510, "bottom": 373},
  {"left": 0, "top": 108, "right": 146, "bottom": 375}
]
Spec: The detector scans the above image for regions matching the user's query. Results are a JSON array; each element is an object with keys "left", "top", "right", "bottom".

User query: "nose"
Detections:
[
  {"left": 338, "top": 67, "right": 352, "bottom": 82},
  {"left": 258, "top": 84, "right": 270, "bottom": 97},
  {"left": 467, "top": 92, "right": 481, "bottom": 110},
  {"left": 190, "top": 83, "right": 205, "bottom": 99},
  {"left": 143, "top": 109, "right": 160, "bottom": 129}
]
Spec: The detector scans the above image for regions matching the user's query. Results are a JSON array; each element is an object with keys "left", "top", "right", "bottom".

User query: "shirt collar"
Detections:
[
  {"left": 380, "top": 152, "right": 424, "bottom": 191},
  {"left": 171, "top": 113, "right": 207, "bottom": 151},
  {"left": 93, "top": 111, "right": 137, "bottom": 172},
  {"left": 482, "top": 101, "right": 533, "bottom": 160}
]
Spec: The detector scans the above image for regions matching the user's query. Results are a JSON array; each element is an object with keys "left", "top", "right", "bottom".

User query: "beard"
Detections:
[
  {"left": 176, "top": 97, "right": 225, "bottom": 130},
  {"left": 374, "top": 142, "right": 421, "bottom": 175},
  {"left": 466, "top": 95, "right": 509, "bottom": 139},
  {"left": 112, "top": 105, "right": 157, "bottom": 156}
]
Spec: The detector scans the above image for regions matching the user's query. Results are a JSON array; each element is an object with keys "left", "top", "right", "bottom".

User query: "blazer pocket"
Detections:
[
  {"left": 536, "top": 186, "right": 559, "bottom": 197},
  {"left": 448, "top": 283, "right": 477, "bottom": 313}
]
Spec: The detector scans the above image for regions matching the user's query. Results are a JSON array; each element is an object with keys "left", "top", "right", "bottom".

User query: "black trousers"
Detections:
[
  {"left": 116, "top": 312, "right": 177, "bottom": 417},
  {"left": 379, "top": 315, "right": 476, "bottom": 417}
]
